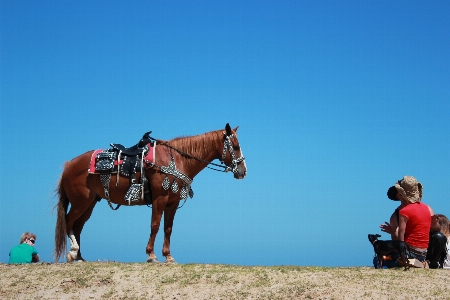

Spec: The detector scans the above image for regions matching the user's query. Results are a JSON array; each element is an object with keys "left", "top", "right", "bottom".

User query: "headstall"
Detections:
[{"left": 220, "top": 132, "right": 245, "bottom": 174}]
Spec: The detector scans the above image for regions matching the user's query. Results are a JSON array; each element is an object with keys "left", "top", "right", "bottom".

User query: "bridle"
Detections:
[
  {"left": 148, "top": 131, "right": 245, "bottom": 176},
  {"left": 220, "top": 132, "right": 245, "bottom": 174},
  {"left": 153, "top": 131, "right": 245, "bottom": 209}
]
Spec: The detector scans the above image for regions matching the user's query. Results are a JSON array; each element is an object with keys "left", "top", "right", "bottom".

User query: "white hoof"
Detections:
[
  {"left": 67, "top": 253, "right": 75, "bottom": 263},
  {"left": 147, "top": 256, "right": 159, "bottom": 263},
  {"left": 165, "top": 256, "right": 177, "bottom": 264}
]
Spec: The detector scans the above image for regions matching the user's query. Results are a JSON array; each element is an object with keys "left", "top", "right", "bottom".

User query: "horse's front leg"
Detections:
[
  {"left": 162, "top": 200, "right": 180, "bottom": 263},
  {"left": 146, "top": 195, "right": 167, "bottom": 263}
]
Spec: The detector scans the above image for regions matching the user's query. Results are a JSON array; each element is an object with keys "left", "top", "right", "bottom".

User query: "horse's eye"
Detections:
[{"left": 233, "top": 146, "right": 240, "bottom": 151}]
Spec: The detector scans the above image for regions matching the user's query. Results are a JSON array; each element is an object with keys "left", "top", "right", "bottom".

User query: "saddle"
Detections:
[
  {"left": 90, "top": 132, "right": 156, "bottom": 207},
  {"left": 110, "top": 131, "right": 153, "bottom": 156}
]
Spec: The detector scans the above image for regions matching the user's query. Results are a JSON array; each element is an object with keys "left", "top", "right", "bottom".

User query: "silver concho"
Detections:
[
  {"left": 162, "top": 176, "right": 170, "bottom": 190},
  {"left": 171, "top": 180, "right": 179, "bottom": 193}
]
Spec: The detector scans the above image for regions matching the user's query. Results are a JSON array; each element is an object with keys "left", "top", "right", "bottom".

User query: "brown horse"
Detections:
[{"left": 54, "top": 123, "right": 246, "bottom": 263}]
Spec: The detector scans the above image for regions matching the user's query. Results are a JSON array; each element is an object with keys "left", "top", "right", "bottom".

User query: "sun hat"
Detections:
[{"left": 389, "top": 176, "right": 423, "bottom": 203}]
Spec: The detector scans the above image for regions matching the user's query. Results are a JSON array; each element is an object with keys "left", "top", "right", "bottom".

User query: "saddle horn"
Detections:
[{"left": 138, "top": 131, "right": 152, "bottom": 148}]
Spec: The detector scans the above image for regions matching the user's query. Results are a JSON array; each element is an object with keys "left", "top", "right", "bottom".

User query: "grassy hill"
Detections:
[{"left": 1, "top": 262, "right": 449, "bottom": 299}]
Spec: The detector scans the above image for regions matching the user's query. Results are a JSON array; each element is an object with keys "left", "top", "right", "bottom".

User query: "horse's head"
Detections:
[{"left": 221, "top": 123, "right": 247, "bottom": 179}]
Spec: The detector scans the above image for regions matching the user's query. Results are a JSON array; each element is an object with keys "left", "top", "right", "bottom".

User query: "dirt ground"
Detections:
[{"left": 1, "top": 262, "right": 449, "bottom": 299}]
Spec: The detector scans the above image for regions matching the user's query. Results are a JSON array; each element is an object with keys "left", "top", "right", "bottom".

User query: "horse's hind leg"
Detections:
[
  {"left": 70, "top": 199, "right": 98, "bottom": 261},
  {"left": 64, "top": 188, "right": 97, "bottom": 262}
]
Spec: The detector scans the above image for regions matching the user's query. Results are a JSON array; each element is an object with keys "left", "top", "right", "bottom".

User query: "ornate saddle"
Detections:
[
  {"left": 110, "top": 131, "right": 153, "bottom": 156},
  {"left": 89, "top": 132, "right": 156, "bottom": 207}
]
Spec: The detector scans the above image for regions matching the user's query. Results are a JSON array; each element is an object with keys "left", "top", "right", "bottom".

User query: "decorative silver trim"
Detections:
[{"left": 160, "top": 158, "right": 193, "bottom": 200}]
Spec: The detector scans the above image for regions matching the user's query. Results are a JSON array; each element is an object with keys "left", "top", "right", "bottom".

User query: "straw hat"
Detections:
[{"left": 387, "top": 176, "right": 423, "bottom": 203}]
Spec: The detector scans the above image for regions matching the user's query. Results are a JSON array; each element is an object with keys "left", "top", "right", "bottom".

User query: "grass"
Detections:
[{"left": 0, "top": 262, "right": 449, "bottom": 299}]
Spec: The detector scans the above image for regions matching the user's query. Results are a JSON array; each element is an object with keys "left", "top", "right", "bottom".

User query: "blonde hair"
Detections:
[
  {"left": 436, "top": 214, "right": 450, "bottom": 238},
  {"left": 19, "top": 232, "right": 36, "bottom": 244}
]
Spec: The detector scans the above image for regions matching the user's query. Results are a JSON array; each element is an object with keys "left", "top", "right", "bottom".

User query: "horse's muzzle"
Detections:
[{"left": 233, "top": 165, "right": 247, "bottom": 179}]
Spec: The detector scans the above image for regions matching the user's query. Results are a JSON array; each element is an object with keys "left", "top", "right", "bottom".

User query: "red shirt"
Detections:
[{"left": 399, "top": 202, "right": 431, "bottom": 248}]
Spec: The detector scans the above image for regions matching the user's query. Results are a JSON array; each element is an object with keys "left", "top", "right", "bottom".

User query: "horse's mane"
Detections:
[{"left": 165, "top": 129, "right": 223, "bottom": 159}]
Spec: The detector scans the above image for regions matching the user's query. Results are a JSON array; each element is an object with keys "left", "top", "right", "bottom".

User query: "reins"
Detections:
[{"left": 147, "top": 135, "right": 237, "bottom": 173}]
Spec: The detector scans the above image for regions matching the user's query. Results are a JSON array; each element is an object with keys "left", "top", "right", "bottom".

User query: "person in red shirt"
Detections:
[
  {"left": 378, "top": 176, "right": 447, "bottom": 268},
  {"left": 396, "top": 176, "right": 431, "bottom": 262}
]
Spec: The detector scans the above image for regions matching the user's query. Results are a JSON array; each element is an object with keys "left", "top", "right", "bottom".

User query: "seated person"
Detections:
[
  {"left": 397, "top": 179, "right": 431, "bottom": 263},
  {"left": 435, "top": 214, "right": 450, "bottom": 269},
  {"left": 375, "top": 176, "right": 446, "bottom": 268},
  {"left": 426, "top": 214, "right": 448, "bottom": 268},
  {"left": 9, "top": 232, "right": 39, "bottom": 264}
]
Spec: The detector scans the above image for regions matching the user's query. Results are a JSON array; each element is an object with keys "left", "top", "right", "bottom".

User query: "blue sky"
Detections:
[{"left": 1, "top": 1, "right": 449, "bottom": 266}]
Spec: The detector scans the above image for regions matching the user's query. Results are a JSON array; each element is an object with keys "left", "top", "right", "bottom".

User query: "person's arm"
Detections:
[
  {"left": 32, "top": 254, "right": 40, "bottom": 263},
  {"left": 380, "top": 212, "right": 400, "bottom": 240},
  {"left": 398, "top": 214, "right": 408, "bottom": 241}
]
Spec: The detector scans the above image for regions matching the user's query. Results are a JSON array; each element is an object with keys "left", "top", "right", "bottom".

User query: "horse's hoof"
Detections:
[
  {"left": 165, "top": 257, "right": 177, "bottom": 264},
  {"left": 66, "top": 253, "right": 74, "bottom": 263},
  {"left": 146, "top": 256, "right": 159, "bottom": 263}
]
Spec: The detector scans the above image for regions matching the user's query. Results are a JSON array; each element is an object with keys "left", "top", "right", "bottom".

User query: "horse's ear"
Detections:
[
  {"left": 233, "top": 126, "right": 239, "bottom": 132},
  {"left": 225, "top": 123, "right": 232, "bottom": 135}
]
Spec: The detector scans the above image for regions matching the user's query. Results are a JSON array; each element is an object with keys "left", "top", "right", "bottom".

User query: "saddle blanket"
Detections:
[{"left": 88, "top": 143, "right": 156, "bottom": 174}]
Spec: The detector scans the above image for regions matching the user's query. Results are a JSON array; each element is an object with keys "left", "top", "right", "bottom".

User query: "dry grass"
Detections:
[{"left": 1, "top": 262, "right": 449, "bottom": 299}]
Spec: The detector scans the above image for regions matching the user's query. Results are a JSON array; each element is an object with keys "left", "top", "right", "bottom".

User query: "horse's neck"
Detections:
[{"left": 169, "top": 130, "right": 222, "bottom": 178}]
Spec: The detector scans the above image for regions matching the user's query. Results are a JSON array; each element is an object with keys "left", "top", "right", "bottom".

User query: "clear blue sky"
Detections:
[{"left": 1, "top": 1, "right": 449, "bottom": 266}]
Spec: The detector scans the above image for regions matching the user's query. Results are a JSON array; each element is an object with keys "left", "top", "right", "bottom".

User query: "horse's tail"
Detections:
[{"left": 54, "top": 165, "right": 69, "bottom": 262}]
